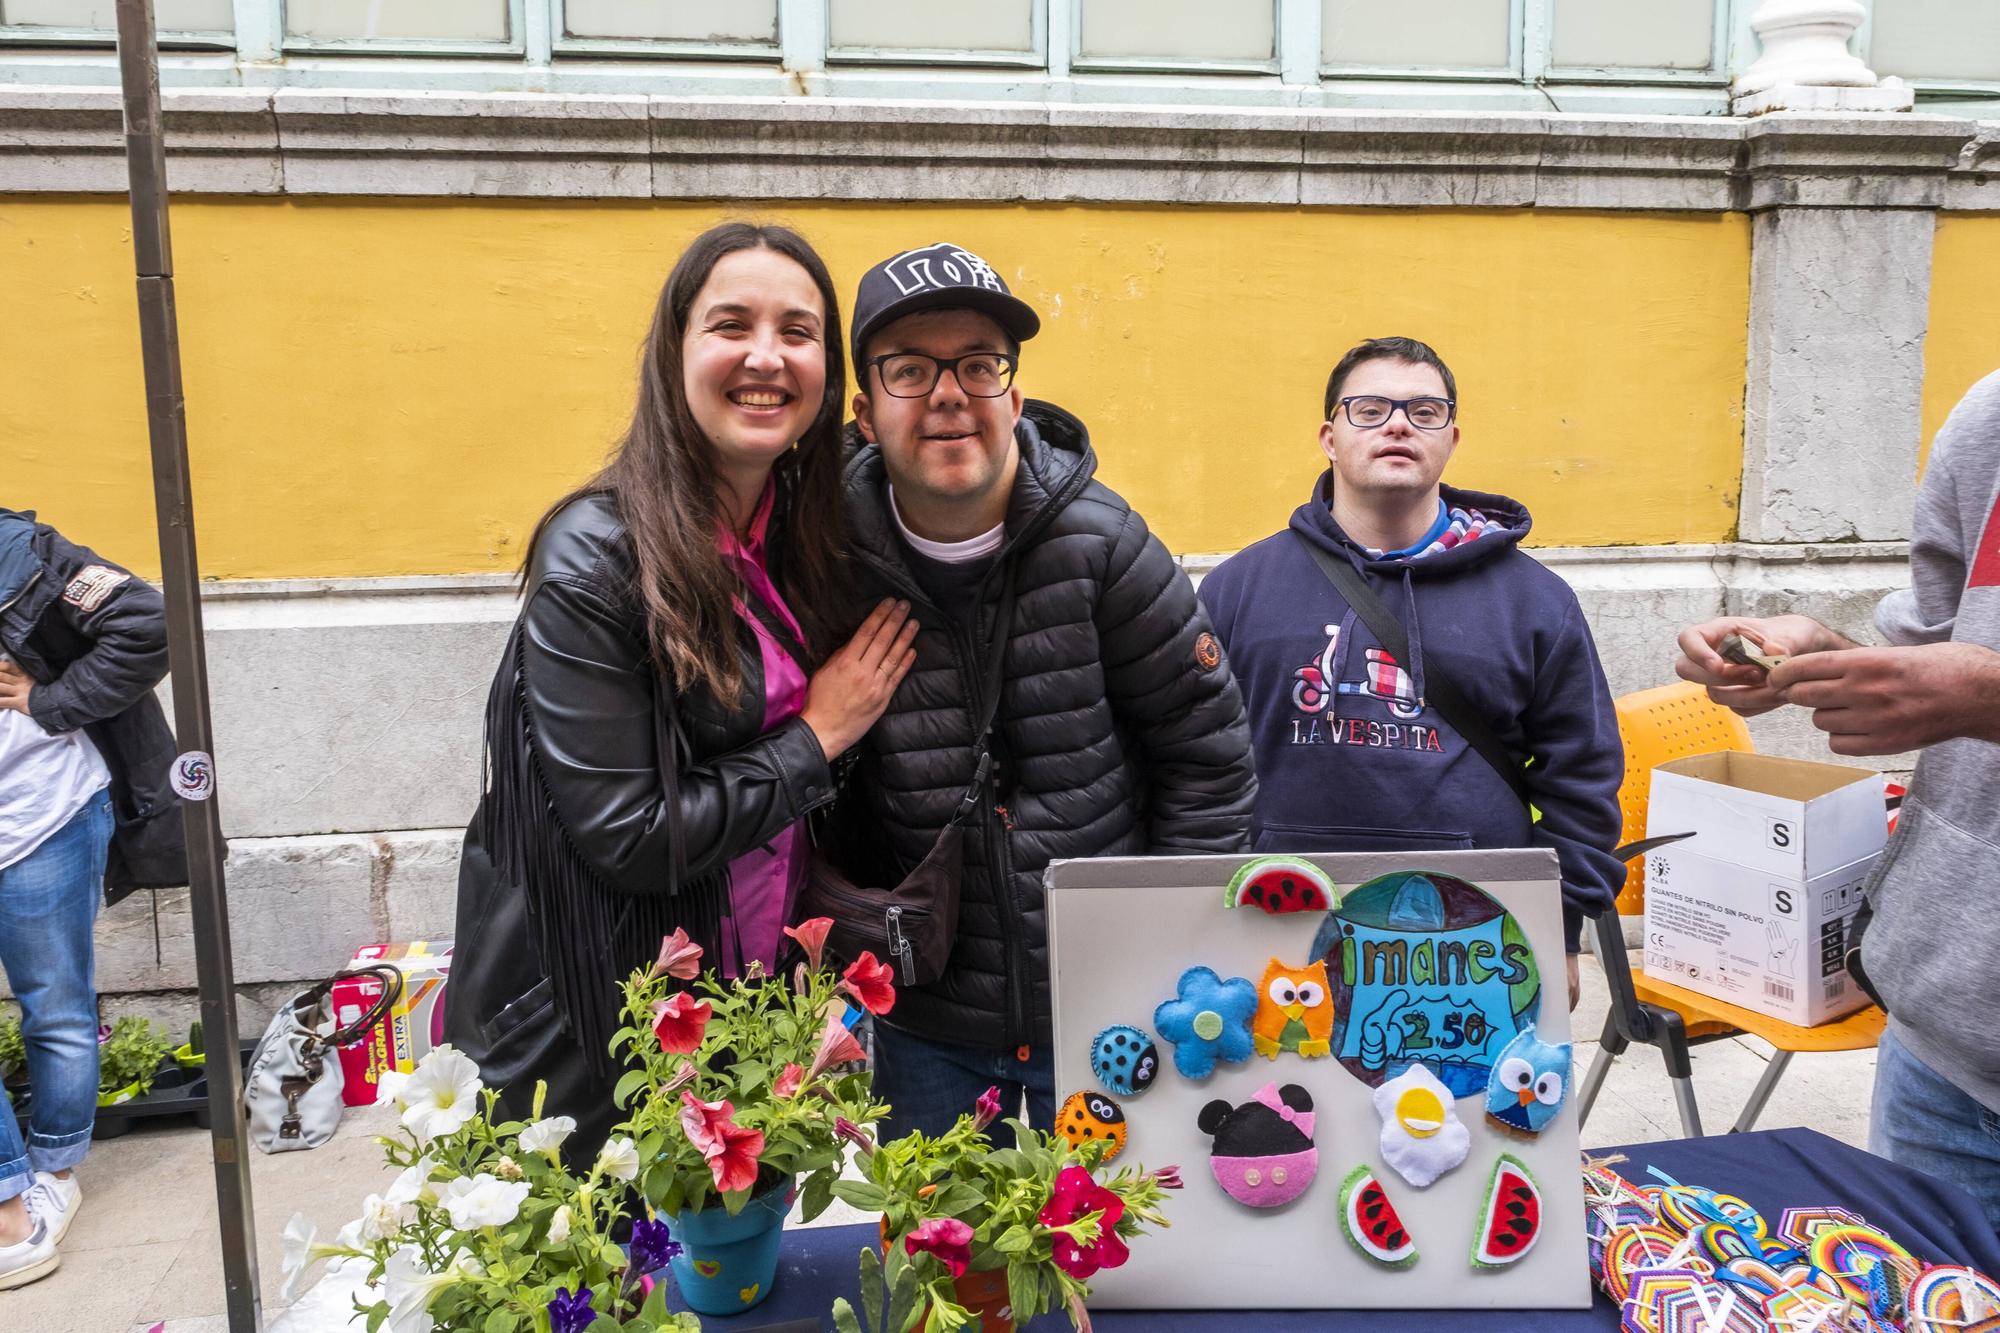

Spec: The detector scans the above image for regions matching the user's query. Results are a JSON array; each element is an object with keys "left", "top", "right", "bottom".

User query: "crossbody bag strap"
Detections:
[
  {"left": 949, "top": 563, "right": 1020, "bottom": 826},
  {"left": 1292, "top": 532, "right": 1532, "bottom": 810}
]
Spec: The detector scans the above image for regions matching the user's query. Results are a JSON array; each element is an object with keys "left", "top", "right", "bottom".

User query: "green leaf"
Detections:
[
  {"left": 800, "top": 1169, "right": 834, "bottom": 1223},
  {"left": 887, "top": 1262, "right": 922, "bottom": 1333},
  {"left": 859, "top": 1246, "right": 885, "bottom": 1333},
  {"left": 613, "top": 1068, "right": 649, "bottom": 1109},
  {"left": 993, "top": 1225, "right": 1034, "bottom": 1255},
  {"left": 1007, "top": 1261, "right": 1042, "bottom": 1325},
  {"left": 832, "top": 1298, "right": 866, "bottom": 1333},
  {"left": 834, "top": 1180, "right": 890, "bottom": 1212},
  {"left": 482, "top": 1308, "right": 519, "bottom": 1333}
]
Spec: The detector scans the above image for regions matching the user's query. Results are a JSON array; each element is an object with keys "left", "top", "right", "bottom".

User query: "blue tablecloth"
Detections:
[{"left": 686, "top": 1128, "right": 2000, "bottom": 1331}]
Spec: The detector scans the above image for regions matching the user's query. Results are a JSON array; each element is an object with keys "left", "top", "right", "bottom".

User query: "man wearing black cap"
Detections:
[{"left": 828, "top": 242, "right": 1258, "bottom": 1138}]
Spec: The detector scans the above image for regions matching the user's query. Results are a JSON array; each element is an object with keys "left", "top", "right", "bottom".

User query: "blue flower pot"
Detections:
[{"left": 668, "top": 1175, "right": 795, "bottom": 1314}]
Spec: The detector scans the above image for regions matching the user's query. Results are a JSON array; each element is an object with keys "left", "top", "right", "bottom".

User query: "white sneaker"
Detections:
[
  {"left": 24, "top": 1172, "right": 79, "bottom": 1246},
  {"left": 0, "top": 1212, "right": 58, "bottom": 1291}
]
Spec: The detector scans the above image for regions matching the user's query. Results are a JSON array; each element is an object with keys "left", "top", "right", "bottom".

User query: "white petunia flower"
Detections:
[
  {"left": 439, "top": 1172, "right": 532, "bottom": 1230},
  {"left": 546, "top": 1204, "right": 572, "bottom": 1247},
  {"left": 280, "top": 1212, "right": 359, "bottom": 1301},
  {"left": 381, "top": 1247, "right": 483, "bottom": 1333},
  {"left": 383, "top": 1156, "right": 440, "bottom": 1208},
  {"left": 358, "top": 1192, "right": 412, "bottom": 1242},
  {"left": 395, "top": 1046, "right": 483, "bottom": 1144},
  {"left": 375, "top": 1069, "right": 411, "bottom": 1105},
  {"left": 595, "top": 1136, "right": 639, "bottom": 1183},
  {"left": 518, "top": 1115, "right": 577, "bottom": 1155}
]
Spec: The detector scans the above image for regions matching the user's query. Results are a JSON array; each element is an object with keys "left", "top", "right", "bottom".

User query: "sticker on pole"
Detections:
[{"left": 170, "top": 751, "right": 214, "bottom": 802}]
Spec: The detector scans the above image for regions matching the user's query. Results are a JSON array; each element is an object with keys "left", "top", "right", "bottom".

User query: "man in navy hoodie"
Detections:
[{"left": 1197, "top": 336, "right": 1625, "bottom": 1006}]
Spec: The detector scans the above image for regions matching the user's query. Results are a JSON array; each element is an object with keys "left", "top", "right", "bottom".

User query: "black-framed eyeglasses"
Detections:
[
  {"left": 869, "top": 352, "right": 1018, "bottom": 399},
  {"left": 1333, "top": 395, "right": 1457, "bottom": 430}
]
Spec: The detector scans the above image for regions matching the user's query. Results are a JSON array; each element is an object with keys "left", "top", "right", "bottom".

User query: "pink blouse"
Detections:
[{"left": 714, "top": 481, "right": 810, "bottom": 977}]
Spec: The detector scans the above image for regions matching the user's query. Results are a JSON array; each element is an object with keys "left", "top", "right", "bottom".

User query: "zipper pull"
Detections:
[
  {"left": 1015, "top": 1045, "right": 1032, "bottom": 1063},
  {"left": 886, "top": 905, "right": 916, "bottom": 986},
  {"left": 995, "top": 803, "right": 1016, "bottom": 832}
]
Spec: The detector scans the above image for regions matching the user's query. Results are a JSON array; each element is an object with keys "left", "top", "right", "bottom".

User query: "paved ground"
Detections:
[{"left": 1, "top": 953, "right": 1879, "bottom": 1332}]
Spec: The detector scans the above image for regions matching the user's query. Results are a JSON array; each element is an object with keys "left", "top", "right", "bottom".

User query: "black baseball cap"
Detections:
[{"left": 850, "top": 242, "right": 1042, "bottom": 372}]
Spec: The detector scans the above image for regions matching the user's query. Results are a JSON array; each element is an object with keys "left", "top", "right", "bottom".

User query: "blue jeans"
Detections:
[
  {"left": 870, "top": 1020, "right": 1057, "bottom": 1142},
  {"left": 0, "top": 787, "right": 111, "bottom": 1204},
  {"left": 1871, "top": 1023, "right": 2000, "bottom": 1231}
]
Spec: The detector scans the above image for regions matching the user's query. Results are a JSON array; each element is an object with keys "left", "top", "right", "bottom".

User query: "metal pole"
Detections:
[{"left": 111, "top": 3, "right": 261, "bottom": 1327}]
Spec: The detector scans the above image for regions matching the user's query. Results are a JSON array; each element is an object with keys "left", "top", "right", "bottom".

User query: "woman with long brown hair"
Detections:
[{"left": 445, "top": 222, "right": 916, "bottom": 1155}]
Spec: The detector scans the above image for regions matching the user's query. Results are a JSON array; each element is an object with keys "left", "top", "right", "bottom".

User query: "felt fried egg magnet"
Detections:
[
  {"left": 1371, "top": 1063, "right": 1470, "bottom": 1189},
  {"left": 1484, "top": 1023, "right": 1572, "bottom": 1138},
  {"left": 1197, "top": 1082, "right": 1317, "bottom": 1209}
]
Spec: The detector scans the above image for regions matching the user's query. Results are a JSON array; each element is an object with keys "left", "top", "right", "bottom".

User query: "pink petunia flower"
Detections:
[
  {"left": 783, "top": 918, "right": 834, "bottom": 974},
  {"left": 840, "top": 952, "right": 897, "bottom": 1016},
  {"left": 707, "top": 1121, "right": 766, "bottom": 1194},
  {"left": 773, "top": 1063, "right": 804, "bottom": 1099},
  {"left": 905, "top": 1217, "right": 974, "bottom": 1278},
  {"left": 1038, "top": 1166, "right": 1130, "bottom": 1280},
  {"left": 652, "top": 928, "right": 704, "bottom": 981},
  {"left": 651, "top": 993, "right": 712, "bottom": 1055},
  {"left": 806, "top": 1015, "right": 869, "bottom": 1082},
  {"left": 973, "top": 1085, "right": 1004, "bottom": 1132},
  {"left": 679, "top": 1092, "right": 736, "bottom": 1158}
]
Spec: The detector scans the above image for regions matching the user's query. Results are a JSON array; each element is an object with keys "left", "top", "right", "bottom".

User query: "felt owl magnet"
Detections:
[
  {"left": 1089, "top": 1025, "right": 1160, "bottom": 1097},
  {"left": 1371, "top": 1062, "right": 1470, "bottom": 1189},
  {"left": 1484, "top": 1024, "right": 1572, "bottom": 1138},
  {"left": 1056, "top": 1091, "right": 1128, "bottom": 1162},
  {"left": 1197, "top": 1082, "right": 1317, "bottom": 1209},
  {"left": 1252, "top": 958, "right": 1333, "bottom": 1060}
]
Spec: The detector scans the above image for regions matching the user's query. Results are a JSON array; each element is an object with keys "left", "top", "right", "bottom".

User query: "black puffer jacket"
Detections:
[
  {"left": 445, "top": 490, "right": 835, "bottom": 1160},
  {"left": 0, "top": 509, "right": 186, "bottom": 901},
  {"left": 838, "top": 402, "right": 1257, "bottom": 1050}
]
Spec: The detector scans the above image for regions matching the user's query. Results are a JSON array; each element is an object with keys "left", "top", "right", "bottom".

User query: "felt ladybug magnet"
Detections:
[{"left": 1057, "top": 1091, "right": 1128, "bottom": 1162}]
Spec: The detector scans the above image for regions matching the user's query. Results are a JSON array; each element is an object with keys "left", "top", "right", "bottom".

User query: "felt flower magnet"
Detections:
[
  {"left": 1371, "top": 1062, "right": 1469, "bottom": 1189},
  {"left": 1153, "top": 967, "right": 1258, "bottom": 1080},
  {"left": 1090, "top": 1025, "right": 1160, "bottom": 1098},
  {"left": 1484, "top": 1023, "right": 1571, "bottom": 1138},
  {"left": 1197, "top": 1082, "right": 1317, "bottom": 1209}
]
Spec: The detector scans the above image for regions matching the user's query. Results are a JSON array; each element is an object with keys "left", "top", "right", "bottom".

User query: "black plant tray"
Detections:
[{"left": 9, "top": 1040, "right": 254, "bottom": 1140}]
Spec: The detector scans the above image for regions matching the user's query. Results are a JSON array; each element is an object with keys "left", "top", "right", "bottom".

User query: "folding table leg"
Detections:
[
  {"left": 1576, "top": 1010, "right": 1624, "bottom": 1129},
  {"left": 1731, "top": 1049, "right": 1794, "bottom": 1134}
]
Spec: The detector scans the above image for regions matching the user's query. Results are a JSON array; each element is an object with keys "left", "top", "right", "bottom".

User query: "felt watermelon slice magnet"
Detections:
[
  {"left": 1224, "top": 857, "right": 1339, "bottom": 915},
  {"left": 1471, "top": 1154, "right": 1542, "bottom": 1269},
  {"left": 1340, "top": 1165, "right": 1418, "bottom": 1268}
]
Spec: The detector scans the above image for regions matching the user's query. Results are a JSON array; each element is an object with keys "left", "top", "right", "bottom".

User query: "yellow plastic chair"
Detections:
[{"left": 1575, "top": 684, "right": 1886, "bottom": 1137}]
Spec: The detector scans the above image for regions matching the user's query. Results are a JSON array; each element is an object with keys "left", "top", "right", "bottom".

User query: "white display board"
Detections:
[{"left": 1047, "top": 849, "right": 1591, "bottom": 1311}]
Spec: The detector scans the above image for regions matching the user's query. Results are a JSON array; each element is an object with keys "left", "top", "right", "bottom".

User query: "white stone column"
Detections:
[
  {"left": 1735, "top": 115, "right": 1969, "bottom": 543},
  {"left": 1733, "top": 0, "right": 1914, "bottom": 115}
]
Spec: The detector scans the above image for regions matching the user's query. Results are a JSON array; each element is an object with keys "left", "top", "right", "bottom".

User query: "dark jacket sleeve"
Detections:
[
  {"left": 519, "top": 574, "right": 834, "bottom": 897},
  {"left": 27, "top": 531, "right": 169, "bottom": 735},
  {"left": 1093, "top": 508, "right": 1258, "bottom": 853},
  {"left": 1520, "top": 594, "right": 1628, "bottom": 952}
]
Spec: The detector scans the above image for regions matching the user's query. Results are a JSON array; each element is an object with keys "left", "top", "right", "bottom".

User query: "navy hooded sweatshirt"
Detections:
[{"left": 1197, "top": 474, "right": 1625, "bottom": 950}]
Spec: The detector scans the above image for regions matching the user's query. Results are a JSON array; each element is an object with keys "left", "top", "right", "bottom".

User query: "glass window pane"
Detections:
[
  {"left": 563, "top": 0, "right": 775, "bottom": 43},
  {"left": 1871, "top": 0, "right": 2000, "bottom": 83},
  {"left": 1078, "top": 0, "right": 1274, "bottom": 64},
  {"left": 1, "top": 0, "right": 233, "bottom": 30},
  {"left": 828, "top": 0, "right": 1033, "bottom": 53},
  {"left": 286, "top": 0, "right": 511, "bottom": 43},
  {"left": 1322, "top": 0, "right": 1510, "bottom": 69},
  {"left": 1551, "top": 0, "right": 1712, "bottom": 70}
]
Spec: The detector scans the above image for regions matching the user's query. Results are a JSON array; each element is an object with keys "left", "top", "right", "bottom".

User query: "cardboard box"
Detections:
[
  {"left": 334, "top": 940, "right": 454, "bottom": 1106},
  {"left": 1643, "top": 753, "right": 1884, "bottom": 1026}
]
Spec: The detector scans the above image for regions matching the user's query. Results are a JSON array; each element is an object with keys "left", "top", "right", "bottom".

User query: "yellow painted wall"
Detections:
[
  {"left": 1921, "top": 214, "right": 2000, "bottom": 468},
  {"left": 2, "top": 198, "right": 1749, "bottom": 579}
]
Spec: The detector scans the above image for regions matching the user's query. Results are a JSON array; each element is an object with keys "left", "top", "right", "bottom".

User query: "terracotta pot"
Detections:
[
  {"left": 950, "top": 1265, "right": 1015, "bottom": 1333},
  {"left": 879, "top": 1224, "right": 1016, "bottom": 1333}
]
